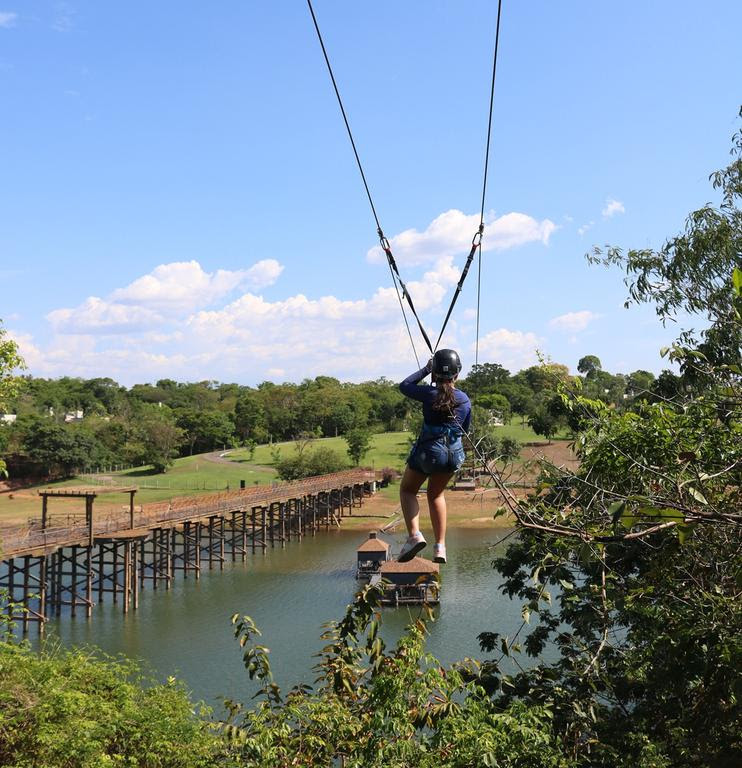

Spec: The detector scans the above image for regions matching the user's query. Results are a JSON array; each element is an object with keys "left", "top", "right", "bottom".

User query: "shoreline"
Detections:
[{"left": 339, "top": 486, "right": 518, "bottom": 531}]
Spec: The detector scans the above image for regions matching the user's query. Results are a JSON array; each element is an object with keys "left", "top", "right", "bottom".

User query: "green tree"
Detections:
[
  {"left": 527, "top": 397, "right": 560, "bottom": 442},
  {"left": 476, "top": 112, "right": 742, "bottom": 767},
  {"left": 626, "top": 369, "right": 655, "bottom": 398},
  {"left": 576, "top": 354, "right": 602, "bottom": 377},
  {"left": 461, "top": 362, "right": 511, "bottom": 397},
  {"left": 176, "top": 408, "right": 235, "bottom": 455},
  {"left": 21, "top": 419, "right": 104, "bottom": 477},
  {"left": 521, "top": 363, "right": 571, "bottom": 394},
  {"left": 589, "top": 107, "right": 742, "bottom": 379},
  {"left": 234, "top": 389, "right": 266, "bottom": 443},
  {"left": 275, "top": 445, "right": 346, "bottom": 481},
  {"left": 258, "top": 382, "right": 299, "bottom": 440},
  {"left": 134, "top": 409, "right": 184, "bottom": 472},
  {"left": 499, "top": 436, "right": 521, "bottom": 465},
  {"left": 0, "top": 323, "right": 25, "bottom": 477},
  {"left": 345, "top": 427, "right": 372, "bottom": 466},
  {"left": 477, "top": 392, "right": 512, "bottom": 423}
]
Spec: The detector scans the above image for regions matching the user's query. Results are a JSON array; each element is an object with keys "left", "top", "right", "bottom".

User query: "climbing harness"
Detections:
[
  {"left": 306, "top": 0, "right": 504, "bottom": 364},
  {"left": 408, "top": 421, "right": 466, "bottom": 476}
]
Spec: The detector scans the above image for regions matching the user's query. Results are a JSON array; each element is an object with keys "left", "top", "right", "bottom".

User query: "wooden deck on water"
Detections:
[{"left": 0, "top": 470, "right": 375, "bottom": 633}]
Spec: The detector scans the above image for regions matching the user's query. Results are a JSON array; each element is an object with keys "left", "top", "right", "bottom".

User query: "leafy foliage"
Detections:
[
  {"left": 275, "top": 445, "right": 346, "bottom": 480},
  {"left": 470, "top": 111, "right": 742, "bottom": 768},
  {"left": 222, "top": 586, "right": 568, "bottom": 767},
  {"left": 345, "top": 426, "right": 372, "bottom": 466},
  {"left": 0, "top": 321, "right": 25, "bottom": 477},
  {"left": 0, "top": 641, "right": 225, "bottom": 767}
]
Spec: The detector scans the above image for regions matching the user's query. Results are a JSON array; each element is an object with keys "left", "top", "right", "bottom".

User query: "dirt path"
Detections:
[
  {"left": 202, "top": 451, "right": 274, "bottom": 472},
  {"left": 341, "top": 485, "right": 523, "bottom": 532}
]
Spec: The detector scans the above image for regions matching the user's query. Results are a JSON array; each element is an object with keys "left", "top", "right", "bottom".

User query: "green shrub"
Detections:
[
  {"left": 275, "top": 445, "right": 346, "bottom": 481},
  {"left": 0, "top": 641, "right": 225, "bottom": 767}
]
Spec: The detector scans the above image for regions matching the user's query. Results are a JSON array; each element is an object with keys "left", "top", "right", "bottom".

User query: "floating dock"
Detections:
[{"left": 371, "top": 556, "right": 440, "bottom": 605}]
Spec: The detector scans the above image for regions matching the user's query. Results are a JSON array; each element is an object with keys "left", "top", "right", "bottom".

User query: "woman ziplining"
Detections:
[
  {"left": 306, "top": 0, "right": 503, "bottom": 562},
  {"left": 397, "top": 349, "right": 471, "bottom": 564}
]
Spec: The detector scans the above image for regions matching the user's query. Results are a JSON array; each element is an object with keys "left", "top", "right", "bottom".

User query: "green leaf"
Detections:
[
  {"left": 619, "top": 508, "right": 636, "bottom": 529},
  {"left": 733, "top": 267, "right": 742, "bottom": 297},
  {"left": 636, "top": 506, "right": 664, "bottom": 522},
  {"left": 687, "top": 486, "right": 708, "bottom": 505}
]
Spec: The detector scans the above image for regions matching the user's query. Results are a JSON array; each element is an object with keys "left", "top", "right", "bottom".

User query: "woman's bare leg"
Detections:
[
  {"left": 399, "top": 466, "right": 427, "bottom": 536},
  {"left": 426, "top": 472, "right": 454, "bottom": 545}
]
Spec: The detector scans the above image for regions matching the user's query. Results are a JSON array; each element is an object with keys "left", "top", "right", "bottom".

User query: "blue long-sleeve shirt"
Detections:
[{"left": 399, "top": 367, "right": 472, "bottom": 433}]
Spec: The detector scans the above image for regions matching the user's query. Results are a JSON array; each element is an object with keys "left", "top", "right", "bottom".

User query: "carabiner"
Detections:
[{"left": 471, "top": 223, "right": 484, "bottom": 247}]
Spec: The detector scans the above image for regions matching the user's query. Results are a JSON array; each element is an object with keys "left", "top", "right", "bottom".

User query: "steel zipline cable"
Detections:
[
  {"left": 437, "top": 0, "right": 504, "bottom": 359},
  {"left": 306, "top": 0, "right": 428, "bottom": 364},
  {"left": 306, "top": 0, "right": 504, "bottom": 364},
  {"left": 476, "top": 0, "right": 503, "bottom": 365}
]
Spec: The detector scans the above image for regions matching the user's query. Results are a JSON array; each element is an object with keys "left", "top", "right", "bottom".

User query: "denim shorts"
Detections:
[{"left": 407, "top": 437, "right": 465, "bottom": 475}]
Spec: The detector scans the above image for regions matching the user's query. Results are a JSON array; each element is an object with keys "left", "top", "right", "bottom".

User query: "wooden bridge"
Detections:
[{"left": 0, "top": 469, "right": 375, "bottom": 633}]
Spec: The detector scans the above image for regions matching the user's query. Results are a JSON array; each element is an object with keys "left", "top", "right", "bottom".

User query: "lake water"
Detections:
[{"left": 36, "top": 527, "right": 524, "bottom": 709}]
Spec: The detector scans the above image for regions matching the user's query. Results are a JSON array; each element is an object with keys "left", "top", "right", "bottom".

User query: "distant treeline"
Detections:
[{"left": 0, "top": 356, "right": 677, "bottom": 478}]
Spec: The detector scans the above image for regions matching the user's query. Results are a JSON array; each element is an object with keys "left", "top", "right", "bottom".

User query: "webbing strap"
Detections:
[
  {"left": 434, "top": 226, "right": 483, "bottom": 351},
  {"left": 380, "top": 231, "right": 434, "bottom": 354}
]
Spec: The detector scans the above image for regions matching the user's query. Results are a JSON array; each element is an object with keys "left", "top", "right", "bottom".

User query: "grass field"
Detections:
[
  {"left": 231, "top": 424, "right": 552, "bottom": 468},
  {"left": 229, "top": 431, "right": 412, "bottom": 469},
  {"left": 0, "top": 425, "right": 565, "bottom": 526}
]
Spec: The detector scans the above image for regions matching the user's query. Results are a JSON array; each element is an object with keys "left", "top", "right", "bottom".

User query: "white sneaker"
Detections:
[
  {"left": 398, "top": 533, "right": 427, "bottom": 562},
  {"left": 433, "top": 543, "right": 447, "bottom": 564}
]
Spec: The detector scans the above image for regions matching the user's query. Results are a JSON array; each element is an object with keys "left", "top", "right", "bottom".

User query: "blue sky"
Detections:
[{"left": 1, "top": 1, "right": 740, "bottom": 386}]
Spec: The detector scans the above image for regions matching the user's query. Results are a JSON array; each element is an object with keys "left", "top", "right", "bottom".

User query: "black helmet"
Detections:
[{"left": 432, "top": 349, "right": 461, "bottom": 380}]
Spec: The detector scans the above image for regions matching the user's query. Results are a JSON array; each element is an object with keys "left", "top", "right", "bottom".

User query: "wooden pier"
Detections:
[{"left": 0, "top": 470, "right": 374, "bottom": 633}]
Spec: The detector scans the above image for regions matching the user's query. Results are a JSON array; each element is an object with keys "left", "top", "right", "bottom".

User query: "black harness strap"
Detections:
[
  {"left": 434, "top": 225, "right": 483, "bottom": 351},
  {"left": 379, "top": 229, "right": 434, "bottom": 354}
]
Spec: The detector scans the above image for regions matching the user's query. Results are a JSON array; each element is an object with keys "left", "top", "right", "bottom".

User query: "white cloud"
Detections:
[
  {"left": 366, "top": 209, "right": 556, "bottom": 267},
  {"left": 31, "top": 264, "right": 436, "bottom": 382},
  {"left": 549, "top": 310, "right": 600, "bottom": 333},
  {"left": 0, "top": 12, "right": 17, "bottom": 28},
  {"left": 47, "top": 297, "right": 163, "bottom": 334},
  {"left": 244, "top": 259, "right": 284, "bottom": 289},
  {"left": 48, "top": 259, "right": 285, "bottom": 335},
  {"left": 23, "top": 204, "right": 559, "bottom": 383},
  {"left": 475, "top": 328, "right": 542, "bottom": 371},
  {"left": 111, "top": 260, "right": 270, "bottom": 311},
  {"left": 577, "top": 221, "right": 594, "bottom": 236},
  {"left": 602, "top": 198, "right": 625, "bottom": 218}
]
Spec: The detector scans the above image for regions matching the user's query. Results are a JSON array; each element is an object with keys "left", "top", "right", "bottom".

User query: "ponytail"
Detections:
[{"left": 432, "top": 377, "right": 457, "bottom": 414}]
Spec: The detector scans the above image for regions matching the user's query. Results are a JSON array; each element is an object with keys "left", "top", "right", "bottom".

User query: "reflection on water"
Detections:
[{"left": 34, "top": 528, "right": 523, "bottom": 707}]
